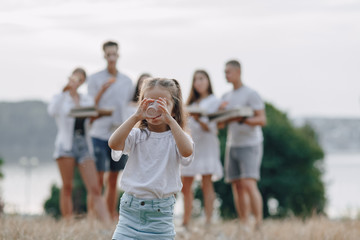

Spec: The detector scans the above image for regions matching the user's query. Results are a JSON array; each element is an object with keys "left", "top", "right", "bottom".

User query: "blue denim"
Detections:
[
  {"left": 112, "top": 193, "right": 176, "bottom": 240},
  {"left": 92, "top": 137, "right": 127, "bottom": 171},
  {"left": 54, "top": 133, "right": 92, "bottom": 164}
]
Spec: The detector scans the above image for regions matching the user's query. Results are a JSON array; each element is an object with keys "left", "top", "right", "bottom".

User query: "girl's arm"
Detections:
[
  {"left": 108, "top": 98, "right": 151, "bottom": 150},
  {"left": 108, "top": 114, "right": 139, "bottom": 150},
  {"left": 158, "top": 97, "right": 193, "bottom": 157},
  {"left": 168, "top": 117, "right": 194, "bottom": 157}
]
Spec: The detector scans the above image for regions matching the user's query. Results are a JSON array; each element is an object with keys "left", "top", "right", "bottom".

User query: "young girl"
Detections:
[
  {"left": 108, "top": 78, "right": 194, "bottom": 239},
  {"left": 181, "top": 70, "right": 223, "bottom": 227},
  {"left": 47, "top": 68, "right": 111, "bottom": 224}
]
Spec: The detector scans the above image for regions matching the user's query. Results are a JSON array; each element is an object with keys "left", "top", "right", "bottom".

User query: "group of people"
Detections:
[{"left": 48, "top": 40, "right": 266, "bottom": 239}]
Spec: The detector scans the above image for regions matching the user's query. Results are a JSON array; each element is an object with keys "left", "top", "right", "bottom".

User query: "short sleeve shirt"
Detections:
[
  {"left": 222, "top": 85, "right": 264, "bottom": 147},
  {"left": 114, "top": 128, "right": 194, "bottom": 199},
  {"left": 87, "top": 69, "right": 133, "bottom": 140}
]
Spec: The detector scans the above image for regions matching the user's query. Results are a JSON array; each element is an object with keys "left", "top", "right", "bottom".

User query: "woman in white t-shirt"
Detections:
[
  {"left": 181, "top": 70, "right": 223, "bottom": 228},
  {"left": 109, "top": 78, "right": 194, "bottom": 240}
]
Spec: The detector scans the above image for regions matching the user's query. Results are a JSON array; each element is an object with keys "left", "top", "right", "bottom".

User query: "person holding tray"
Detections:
[
  {"left": 219, "top": 60, "right": 266, "bottom": 230},
  {"left": 48, "top": 67, "right": 111, "bottom": 224},
  {"left": 181, "top": 70, "right": 223, "bottom": 228},
  {"left": 87, "top": 40, "right": 134, "bottom": 219}
]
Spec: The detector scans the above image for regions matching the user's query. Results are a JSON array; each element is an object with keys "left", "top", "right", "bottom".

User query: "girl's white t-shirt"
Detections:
[{"left": 112, "top": 128, "right": 194, "bottom": 199}]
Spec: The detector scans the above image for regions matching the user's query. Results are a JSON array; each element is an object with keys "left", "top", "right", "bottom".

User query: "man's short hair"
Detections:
[
  {"left": 226, "top": 60, "right": 241, "bottom": 70},
  {"left": 102, "top": 41, "right": 118, "bottom": 51}
]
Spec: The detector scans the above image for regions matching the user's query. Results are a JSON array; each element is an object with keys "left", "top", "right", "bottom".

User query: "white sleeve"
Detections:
[
  {"left": 248, "top": 91, "right": 264, "bottom": 110},
  {"left": 176, "top": 133, "right": 195, "bottom": 166},
  {"left": 47, "top": 92, "right": 66, "bottom": 117},
  {"left": 111, "top": 128, "right": 137, "bottom": 161}
]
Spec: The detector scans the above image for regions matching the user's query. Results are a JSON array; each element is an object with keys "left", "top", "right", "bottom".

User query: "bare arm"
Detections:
[
  {"left": 108, "top": 114, "right": 140, "bottom": 150},
  {"left": 243, "top": 109, "right": 266, "bottom": 126},
  {"left": 192, "top": 114, "right": 210, "bottom": 132},
  {"left": 108, "top": 98, "right": 150, "bottom": 150},
  {"left": 158, "top": 98, "right": 193, "bottom": 157},
  {"left": 168, "top": 117, "right": 194, "bottom": 157},
  {"left": 94, "top": 81, "right": 113, "bottom": 106}
]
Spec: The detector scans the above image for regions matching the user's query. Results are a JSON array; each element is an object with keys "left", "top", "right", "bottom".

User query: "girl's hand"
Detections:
[
  {"left": 156, "top": 97, "right": 173, "bottom": 124},
  {"left": 135, "top": 98, "right": 154, "bottom": 121}
]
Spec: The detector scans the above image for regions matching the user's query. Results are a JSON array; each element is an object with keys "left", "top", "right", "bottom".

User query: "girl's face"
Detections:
[
  {"left": 143, "top": 86, "right": 174, "bottom": 129},
  {"left": 193, "top": 72, "right": 209, "bottom": 96}
]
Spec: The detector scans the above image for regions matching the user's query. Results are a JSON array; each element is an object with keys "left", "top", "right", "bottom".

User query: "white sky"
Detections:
[{"left": 1, "top": 0, "right": 360, "bottom": 118}]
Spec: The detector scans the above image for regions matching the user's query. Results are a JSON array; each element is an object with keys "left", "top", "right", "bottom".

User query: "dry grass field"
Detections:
[{"left": 1, "top": 215, "right": 359, "bottom": 240}]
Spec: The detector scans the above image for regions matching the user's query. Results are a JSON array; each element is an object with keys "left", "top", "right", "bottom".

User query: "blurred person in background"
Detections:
[
  {"left": 87, "top": 41, "right": 134, "bottom": 219},
  {"left": 218, "top": 60, "right": 266, "bottom": 230},
  {"left": 181, "top": 70, "right": 223, "bottom": 229},
  {"left": 48, "top": 67, "right": 111, "bottom": 224}
]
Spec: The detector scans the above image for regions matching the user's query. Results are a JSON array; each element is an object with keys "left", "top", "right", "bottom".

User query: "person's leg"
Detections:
[
  {"left": 234, "top": 179, "right": 251, "bottom": 224},
  {"left": 87, "top": 170, "right": 104, "bottom": 216},
  {"left": 181, "top": 176, "right": 194, "bottom": 227},
  {"left": 105, "top": 171, "right": 119, "bottom": 219},
  {"left": 56, "top": 157, "right": 76, "bottom": 219},
  {"left": 201, "top": 175, "right": 215, "bottom": 224},
  {"left": 78, "top": 159, "right": 111, "bottom": 224},
  {"left": 108, "top": 151, "right": 128, "bottom": 219},
  {"left": 90, "top": 138, "right": 106, "bottom": 217},
  {"left": 242, "top": 178, "right": 263, "bottom": 227},
  {"left": 231, "top": 183, "right": 241, "bottom": 218}
]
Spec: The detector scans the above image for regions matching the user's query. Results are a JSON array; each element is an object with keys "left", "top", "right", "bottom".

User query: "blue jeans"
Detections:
[
  {"left": 92, "top": 137, "right": 127, "bottom": 171},
  {"left": 112, "top": 193, "right": 176, "bottom": 240},
  {"left": 54, "top": 133, "right": 92, "bottom": 164}
]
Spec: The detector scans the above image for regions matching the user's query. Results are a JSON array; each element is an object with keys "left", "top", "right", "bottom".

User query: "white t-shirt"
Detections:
[
  {"left": 87, "top": 69, "right": 134, "bottom": 140},
  {"left": 112, "top": 128, "right": 194, "bottom": 199},
  {"left": 222, "top": 85, "right": 265, "bottom": 147}
]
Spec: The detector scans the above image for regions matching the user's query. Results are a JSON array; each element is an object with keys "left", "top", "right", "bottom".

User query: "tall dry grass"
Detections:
[{"left": 1, "top": 215, "right": 359, "bottom": 240}]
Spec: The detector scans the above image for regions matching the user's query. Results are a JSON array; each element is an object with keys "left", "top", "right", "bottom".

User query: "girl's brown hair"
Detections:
[
  {"left": 138, "top": 77, "right": 186, "bottom": 130},
  {"left": 186, "top": 70, "right": 213, "bottom": 106}
]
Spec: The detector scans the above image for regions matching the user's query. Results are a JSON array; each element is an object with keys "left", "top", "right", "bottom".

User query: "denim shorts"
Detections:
[
  {"left": 225, "top": 144, "right": 263, "bottom": 182},
  {"left": 54, "top": 133, "right": 93, "bottom": 164},
  {"left": 112, "top": 193, "right": 176, "bottom": 240},
  {"left": 92, "top": 137, "right": 127, "bottom": 172}
]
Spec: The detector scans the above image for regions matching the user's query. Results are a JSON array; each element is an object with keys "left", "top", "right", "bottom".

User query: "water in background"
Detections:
[
  {"left": 1, "top": 152, "right": 359, "bottom": 218},
  {"left": 324, "top": 153, "right": 360, "bottom": 218}
]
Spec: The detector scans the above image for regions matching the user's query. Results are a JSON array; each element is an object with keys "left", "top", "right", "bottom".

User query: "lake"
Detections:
[{"left": 1, "top": 152, "right": 359, "bottom": 218}]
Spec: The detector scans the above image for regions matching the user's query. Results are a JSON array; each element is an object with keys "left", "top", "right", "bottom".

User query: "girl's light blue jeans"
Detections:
[{"left": 112, "top": 192, "right": 176, "bottom": 240}]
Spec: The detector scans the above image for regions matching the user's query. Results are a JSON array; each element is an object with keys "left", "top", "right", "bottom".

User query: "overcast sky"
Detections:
[{"left": 1, "top": 0, "right": 359, "bottom": 118}]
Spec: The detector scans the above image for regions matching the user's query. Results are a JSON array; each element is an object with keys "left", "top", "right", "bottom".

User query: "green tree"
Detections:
[
  {"left": 0, "top": 157, "right": 3, "bottom": 179},
  {"left": 260, "top": 103, "right": 325, "bottom": 218},
  {"left": 195, "top": 102, "right": 326, "bottom": 219}
]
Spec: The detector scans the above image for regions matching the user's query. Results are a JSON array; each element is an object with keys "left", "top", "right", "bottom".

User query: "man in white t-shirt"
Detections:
[
  {"left": 219, "top": 60, "right": 266, "bottom": 229},
  {"left": 87, "top": 40, "right": 133, "bottom": 219}
]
